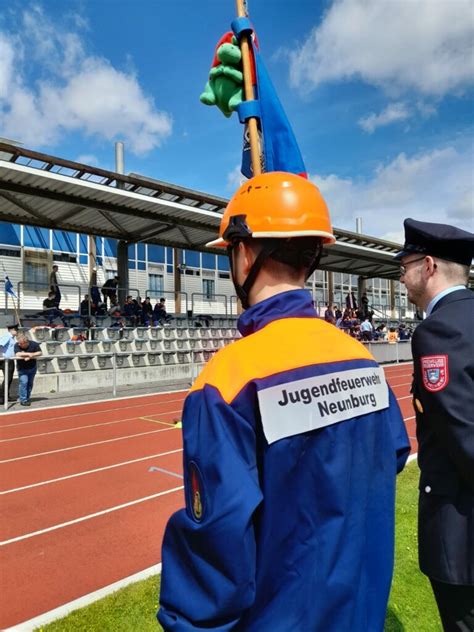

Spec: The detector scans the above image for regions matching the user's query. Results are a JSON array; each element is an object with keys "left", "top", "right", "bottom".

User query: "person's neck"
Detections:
[
  {"left": 420, "top": 280, "right": 461, "bottom": 312},
  {"left": 249, "top": 282, "right": 304, "bottom": 306}
]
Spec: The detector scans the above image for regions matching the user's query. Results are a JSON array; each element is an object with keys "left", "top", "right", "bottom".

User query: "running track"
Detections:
[{"left": 0, "top": 364, "right": 416, "bottom": 629}]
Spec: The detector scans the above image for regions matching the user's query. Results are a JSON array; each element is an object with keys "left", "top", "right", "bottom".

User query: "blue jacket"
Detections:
[{"left": 158, "top": 290, "right": 410, "bottom": 631}]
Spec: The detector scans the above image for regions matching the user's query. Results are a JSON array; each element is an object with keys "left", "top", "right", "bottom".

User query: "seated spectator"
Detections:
[
  {"left": 360, "top": 316, "right": 374, "bottom": 341},
  {"left": 324, "top": 305, "right": 335, "bottom": 324},
  {"left": 42, "top": 291, "right": 68, "bottom": 326},
  {"left": 132, "top": 298, "right": 143, "bottom": 325},
  {"left": 123, "top": 296, "right": 139, "bottom": 326},
  {"left": 334, "top": 306, "right": 342, "bottom": 320},
  {"left": 398, "top": 324, "right": 411, "bottom": 340},
  {"left": 387, "top": 327, "right": 399, "bottom": 343},
  {"left": 374, "top": 323, "right": 387, "bottom": 341},
  {"left": 108, "top": 303, "right": 122, "bottom": 319},
  {"left": 95, "top": 302, "right": 108, "bottom": 317},
  {"left": 153, "top": 298, "right": 173, "bottom": 326},
  {"left": 141, "top": 297, "right": 153, "bottom": 326},
  {"left": 102, "top": 276, "right": 119, "bottom": 306},
  {"left": 80, "top": 294, "right": 96, "bottom": 317}
]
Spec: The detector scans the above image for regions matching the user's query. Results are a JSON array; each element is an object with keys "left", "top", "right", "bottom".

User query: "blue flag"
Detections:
[
  {"left": 240, "top": 43, "right": 307, "bottom": 179},
  {"left": 4, "top": 275, "right": 17, "bottom": 299}
]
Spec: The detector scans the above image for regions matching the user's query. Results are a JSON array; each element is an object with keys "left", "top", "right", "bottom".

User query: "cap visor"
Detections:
[{"left": 393, "top": 249, "right": 410, "bottom": 261}]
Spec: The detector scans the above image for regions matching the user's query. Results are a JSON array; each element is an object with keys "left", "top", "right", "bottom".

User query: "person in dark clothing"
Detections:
[
  {"left": 123, "top": 296, "right": 139, "bottom": 326},
  {"left": 361, "top": 292, "right": 369, "bottom": 318},
  {"left": 141, "top": 297, "right": 153, "bottom": 326},
  {"left": 153, "top": 298, "right": 172, "bottom": 326},
  {"left": 42, "top": 291, "right": 67, "bottom": 326},
  {"left": 14, "top": 335, "right": 42, "bottom": 406},
  {"left": 102, "top": 276, "right": 119, "bottom": 306},
  {"left": 50, "top": 264, "right": 61, "bottom": 307},
  {"left": 345, "top": 291, "right": 357, "bottom": 311},
  {"left": 397, "top": 218, "right": 474, "bottom": 632}
]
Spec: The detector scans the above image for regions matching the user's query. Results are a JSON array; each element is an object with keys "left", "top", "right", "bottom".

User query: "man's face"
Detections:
[
  {"left": 9, "top": 328, "right": 18, "bottom": 337},
  {"left": 399, "top": 254, "right": 426, "bottom": 305},
  {"left": 18, "top": 339, "right": 29, "bottom": 350}
]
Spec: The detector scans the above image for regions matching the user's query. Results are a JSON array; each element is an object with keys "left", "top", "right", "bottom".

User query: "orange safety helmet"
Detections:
[{"left": 206, "top": 171, "right": 335, "bottom": 248}]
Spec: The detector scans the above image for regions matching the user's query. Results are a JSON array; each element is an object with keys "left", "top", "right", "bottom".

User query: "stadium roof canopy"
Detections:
[{"left": 0, "top": 142, "right": 446, "bottom": 281}]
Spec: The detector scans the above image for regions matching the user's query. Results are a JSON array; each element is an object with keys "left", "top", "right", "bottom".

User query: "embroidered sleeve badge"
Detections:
[
  {"left": 188, "top": 461, "right": 205, "bottom": 522},
  {"left": 421, "top": 355, "right": 449, "bottom": 392}
]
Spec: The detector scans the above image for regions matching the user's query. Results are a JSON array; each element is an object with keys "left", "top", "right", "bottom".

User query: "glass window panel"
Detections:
[
  {"left": 148, "top": 274, "right": 164, "bottom": 298},
  {"left": 53, "top": 230, "right": 77, "bottom": 253},
  {"left": 203, "top": 278, "right": 215, "bottom": 299},
  {"left": 24, "top": 226, "right": 50, "bottom": 249},
  {"left": 137, "top": 243, "right": 146, "bottom": 260},
  {"left": 185, "top": 250, "right": 200, "bottom": 267},
  {"left": 24, "top": 261, "right": 49, "bottom": 291},
  {"left": 202, "top": 253, "right": 216, "bottom": 270},
  {"left": 0, "top": 222, "right": 21, "bottom": 246},
  {"left": 217, "top": 255, "right": 229, "bottom": 271},
  {"left": 104, "top": 239, "right": 117, "bottom": 258},
  {"left": 79, "top": 234, "right": 88, "bottom": 254},
  {"left": 148, "top": 244, "right": 165, "bottom": 263}
]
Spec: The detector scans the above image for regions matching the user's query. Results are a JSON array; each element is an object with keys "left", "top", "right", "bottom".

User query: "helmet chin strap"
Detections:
[
  {"left": 228, "top": 239, "right": 323, "bottom": 310},
  {"left": 227, "top": 241, "right": 279, "bottom": 310}
]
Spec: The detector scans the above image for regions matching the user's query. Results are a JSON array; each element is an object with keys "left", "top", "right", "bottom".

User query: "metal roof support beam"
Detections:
[
  {"left": 55, "top": 204, "right": 88, "bottom": 223},
  {"left": 0, "top": 180, "right": 218, "bottom": 234},
  {"left": 133, "top": 223, "right": 173, "bottom": 241},
  {"left": 97, "top": 210, "right": 132, "bottom": 240},
  {"left": 0, "top": 191, "right": 51, "bottom": 224}
]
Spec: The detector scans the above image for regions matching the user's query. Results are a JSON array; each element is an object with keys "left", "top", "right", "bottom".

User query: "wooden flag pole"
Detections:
[
  {"left": 235, "top": 0, "right": 262, "bottom": 176},
  {"left": 11, "top": 295, "right": 22, "bottom": 328}
]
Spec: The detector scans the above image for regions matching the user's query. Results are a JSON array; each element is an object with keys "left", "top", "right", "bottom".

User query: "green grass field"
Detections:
[{"left": 38, "top": 462, "right": 442, "bottom": 632}]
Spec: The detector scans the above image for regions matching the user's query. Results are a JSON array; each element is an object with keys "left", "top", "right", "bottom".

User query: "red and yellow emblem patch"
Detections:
[
  {"left": 421, "top": 355, "right": 449, "bottom": 392},
  {"left": 188, "top": 461, "right": 205, "bottom": 522}
]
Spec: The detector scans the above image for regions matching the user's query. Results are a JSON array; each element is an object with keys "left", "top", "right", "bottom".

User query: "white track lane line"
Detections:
[
  {"left": 0, "top": 426, "right": 175, "bottom": 464},
  {"left": 0, "top": 485, "right": 184, "bottom": 547},
  {"left": 0, "top": 396, "right": 186, "bottom": 429},
  {"left": 0, "top": 387, "right": 188, "bottom": 417},
  {"left": 3, "top": 391, "right": 419, "bottom": 630},
  {"left": 0, "top": 448, "right": 183, "bottom": 495},
  {"left": 0, "top": 408, "right": 182, "bottom": 442}
]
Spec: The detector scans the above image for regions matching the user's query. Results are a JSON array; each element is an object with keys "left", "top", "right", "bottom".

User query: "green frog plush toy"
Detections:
[{"left": 200, "top": 32, "right": 244, "bottom": 118}]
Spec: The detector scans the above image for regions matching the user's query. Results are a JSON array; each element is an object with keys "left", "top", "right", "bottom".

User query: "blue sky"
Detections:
[{"left": 1, "top": 0, "right": 473, "bottom": 241}]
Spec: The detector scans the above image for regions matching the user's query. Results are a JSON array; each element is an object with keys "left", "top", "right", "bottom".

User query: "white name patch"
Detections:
[{"left": 257, "top": 366, "right": 389, "bottom": 445}]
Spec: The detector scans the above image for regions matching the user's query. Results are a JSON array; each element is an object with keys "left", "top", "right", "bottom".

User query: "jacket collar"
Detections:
[
  {"left": 238, "top": 289, "right": 317, "bottom": 337},
  {"left": 431, "top": 287, "right": 473, "bottom": 314}
]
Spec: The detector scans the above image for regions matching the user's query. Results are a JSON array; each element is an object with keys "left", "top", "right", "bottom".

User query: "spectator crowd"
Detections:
[{"left": 321, "top": 293, "right": 413, "bottom": 343}]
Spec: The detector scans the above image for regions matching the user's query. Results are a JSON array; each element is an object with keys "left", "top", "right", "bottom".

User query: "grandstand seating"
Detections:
[{"left": 29, "top": 324, "right": 242, "bottom": 379}]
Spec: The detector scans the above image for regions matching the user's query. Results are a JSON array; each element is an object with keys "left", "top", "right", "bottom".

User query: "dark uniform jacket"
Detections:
[{"left": 412, "top": 288, "right": 474, "bottom": 585}]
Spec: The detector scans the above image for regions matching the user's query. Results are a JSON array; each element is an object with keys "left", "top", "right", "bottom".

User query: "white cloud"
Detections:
[
  {"left": 311, "top": 145, "right": 474, "bottom": 240},
  {"left": 75, "top": 154, "right": 99, "bottom": 165},
  {"left": 290, "top": 0, "right": 474, "bottom": 97},
  {"left": 226, "top": 164, "right": 245, "bottom": 190},
  {"left": 359, "top": 102, "right": 410, "bottom": 133},
  {"left": 0, "top": 5, "right": 172, "bottom": 154}
]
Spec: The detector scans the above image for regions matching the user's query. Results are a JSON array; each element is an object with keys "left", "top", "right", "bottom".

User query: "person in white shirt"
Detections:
[
  {"left": 360, "top": 317, "right": 374, "bottom": 341},
  {"left": 0, "top": 324, "right": 19, "bottom": 403}
]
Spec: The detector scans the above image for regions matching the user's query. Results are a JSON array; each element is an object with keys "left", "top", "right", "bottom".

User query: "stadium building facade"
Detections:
[{"left": 0, "top": 221, "right": 409, "bottom": 319}]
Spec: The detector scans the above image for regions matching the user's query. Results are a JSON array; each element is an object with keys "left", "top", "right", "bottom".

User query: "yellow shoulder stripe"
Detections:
[{"left": 190, "top": 318, "right": 375, "bottom": 404}]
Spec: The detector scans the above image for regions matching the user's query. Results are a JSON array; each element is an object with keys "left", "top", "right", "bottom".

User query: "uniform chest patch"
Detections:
[
  {"left": 421, "top": 355, "right": 449, "bottom": 392},
  {"left": 187, "top": 461, "right": 205, "bottom": 522}
]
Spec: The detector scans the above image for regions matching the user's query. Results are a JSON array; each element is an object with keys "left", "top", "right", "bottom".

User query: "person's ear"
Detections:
[
  {"left": 239, "top": 241, "right": 255, "bottom": 276},
  {"left": 425, "top": 256, "right": 437, "bottom": 277}
]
